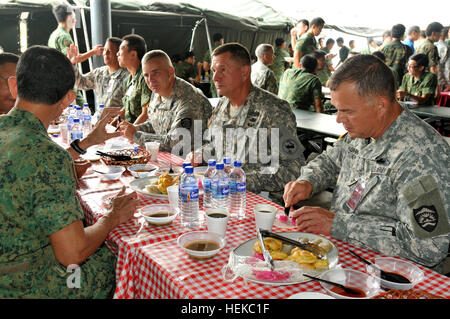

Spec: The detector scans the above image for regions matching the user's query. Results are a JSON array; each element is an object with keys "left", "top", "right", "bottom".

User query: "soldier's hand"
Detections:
[
  {"left": 108, "top": 186, "right": 138, "bottom": 226},
  {"left": 117, "top": 121, "right": 136, "bottom": 143},
  {"left": 283, "top": 180, "right": 313, "bottom": 209},
  {"left": 85, "top": 111, "right": 122, "bottom": 146},
  {"left": 185, "top": 152, "right": 202, "bottom": 167},
  {"left": 92, "top": 44, "right": 104, "bottom": 56},
  {"left": 67, "top": 44, "right": 80, "bottom": 65},
  {"left": 290, "top": 206, "right": 334, "bottom": 235}
]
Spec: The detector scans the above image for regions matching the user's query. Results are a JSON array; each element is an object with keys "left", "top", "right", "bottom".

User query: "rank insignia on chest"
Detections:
[{"left": 413, "top": 205, "right": 438, "bottom": 233}]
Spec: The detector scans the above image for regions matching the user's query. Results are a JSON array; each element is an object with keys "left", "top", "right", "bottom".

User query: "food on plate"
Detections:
[
  {"left": 145, "top": 173, "right": 179, "bottom": 195},
  {"left": 253, "top": 236, "right": 332, "bottom": 270}
]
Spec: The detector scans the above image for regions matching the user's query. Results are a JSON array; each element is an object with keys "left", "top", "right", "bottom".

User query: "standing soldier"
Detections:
[
  {"left": 416, "top": 22, "right": 444, "bottom": 75},
  {"left": 381, "top": 24, "right": 409, "bottom": 86},
  {"left": 293, "top": 17, "right": 325, "bottom": 69},
  {"left": 251, "top": 44, "right": 278, "bottom": 94}
]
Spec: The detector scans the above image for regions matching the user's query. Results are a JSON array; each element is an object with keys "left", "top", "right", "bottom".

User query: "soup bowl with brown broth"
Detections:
[
  {"left": 177, "top": 231, "right": 226, "bottom": 260},
  {"left": 139, "top": 204, "right": 178, "bottom": 225}
]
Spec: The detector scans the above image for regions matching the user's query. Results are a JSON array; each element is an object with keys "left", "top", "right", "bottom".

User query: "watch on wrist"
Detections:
[{"left": 70, "top": 139, "right": 87, "bottom": 155}]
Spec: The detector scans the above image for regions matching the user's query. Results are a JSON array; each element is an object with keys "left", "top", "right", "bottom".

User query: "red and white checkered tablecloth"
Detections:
[{"left": 77, "top": 152, "right": 450, "bottom": 299}]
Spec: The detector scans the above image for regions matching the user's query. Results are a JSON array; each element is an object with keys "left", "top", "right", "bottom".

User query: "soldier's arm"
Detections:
[
  {"left": 266, "top": 72, "right": 279, "bottom": 95},
  {"left": 73, "top": 65, "right": 97, "bottom": 91}
]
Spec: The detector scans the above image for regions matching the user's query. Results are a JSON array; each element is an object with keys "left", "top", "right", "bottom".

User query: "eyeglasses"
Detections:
[{"left": 407, "top": 64, "right": 420, "bottom": 69}]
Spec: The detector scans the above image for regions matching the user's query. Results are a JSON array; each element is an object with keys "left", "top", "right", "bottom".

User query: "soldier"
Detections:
[
  {"left": 0, "top": 45, "right": 138, "bottom": 298},
  {"left": 293, "top": 17, "right": 325, "bottom": 69},
  {"left": 186, "top": 43, "right": 305, "bottom": 204},
  {"left": 115, "top": 34, "right": 152, "bottom": 125},
  {"left": 175, "top": 51, "right": 201, "bottom": 84},
  {"left": 0, "top": 52, "right": 19, "bottom": 114},
  {"left": 118, "top": 50, "right": 212, "bottom": 156},
  {"left": 66, "top": 37, "right": 129, "bottom": 111},
  {"left": 203, "top": 33, "right": 224, "bottom": 98},
  {"left": 284, "top": 54, "right": 449, "bottom": 273},
  {"left": 397, "top": 53, "right": 437, "bottom": 105},
  {"left": 278, "top": 54, "right": 323, "bottom": 113},
  {"left": 251, "top": 44, "right": 278, "bottom": 94},
  {"left": 416, "top": 22, "right": 444, "bottom": 75},
  {"left": 48, "top": 4, "right": 103, "bottom": 106},
  {"left": 269, "top": 38, "right": 291, "bottom": 84},
  {"left": 336, "top": 37, "right": 350, "bottom": 68},
  {"left": 290, "top": 19, "right": 309, "bottom": 61},
  {"left": 381, "top": 24, "right": 409, "bottom": 85},
  {"left": 372, "top": 51, "right": 400, "bottom": 89}
]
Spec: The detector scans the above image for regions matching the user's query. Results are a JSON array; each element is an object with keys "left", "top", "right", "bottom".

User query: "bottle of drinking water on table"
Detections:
[
  {"left": 92, "top": 104, "right": 104, "bottom": 125},
  {"left": 75, "top": 105, "right": 83, "bottom": 121},
  {"left": 82, "top": 104, "right": 92, "bottom": 135},
  {"left": 202, "top": 159, "right": 216, "bottom": 209},
  {"left": 229, "top": 160, "right": 246, "bottom": 218},
  {"left": 223, "top": 157, "right": 232, "bottom": 176},
  {"left": 70, "top": 118, "right": 83, "bottom": 142},
  {"left": 211, "top": 163, "right": 230, "bottom": 210},
  {"left": 66, "top": 104, "right": 75, "bottom": 130},
  {"left": 179, "top": 166, "right": 200, "bottom": 228}
]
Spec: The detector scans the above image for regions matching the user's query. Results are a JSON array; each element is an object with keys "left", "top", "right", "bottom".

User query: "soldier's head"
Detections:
[
  {"left": 296, "top": 19, "right": 309, "bottom": 37},
  {"left": 349, "top": 40, "right": 355, "bottom": 49},
  {"left": 391, "top": 24, "right": 406, "bottom": 40},
  {"left": 275, "top": 38, "right": 286, "bottom": 49},
  {"left": 407, "top": 26, "right": 421, "bottom": 41},
  {"left": 328, "top": 54, "right": 398, "bottom": 139},
  {"left": 407, "top": 53, "right": 428, "bottom": 77},
  {"left": 312, "top": 50, "right": 326, "bottom": 72},
  {"left": 142, "top": 50, "right": 175, "bottom": 98},
  {"left": 300, "top": 54, "right": 318, "bottom": 74},
  {"left": 425, "top": 22, "right": 444, "bottom": 42},
  {"left": 212, "top": 33, "right": 224, "bottom": 45},
  {"left": 383, "top": 30, "right": 392, "bottom": 44},
  {"left": 0, "top": 52, "right": 19, "bottom": 114},
  {"left": 326, "top": 38, "right": 335, "bottom": 50},
  {"left": 103, "top": 37, "right": 122, "bottom": 68},
  {"left": 52, "top": 4, "right": 76, "bottom": 29},
  {"left": 118, "top": 34, "right": 147, "bottom": 69},
  {"left": 9, "top": 46, "right": 75, "bottom": 118},
  {"left": 211, "top": 43, "right": 252, "bottom": 99},
  {"left": 310, "top": 17, "right": 325, "bottom": 37},
  {"left": 255, "top": 44, "right": 274, "bottom": 66},
  {"left": 336, "top": 37, "right": 344, "bottom": 47},
  {"left": 184, "top": 51, "right": 195, "bottom": 64}
]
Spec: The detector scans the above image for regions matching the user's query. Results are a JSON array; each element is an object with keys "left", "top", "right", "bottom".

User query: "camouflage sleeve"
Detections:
[
  {"left": 331, "top": 156, "right": 450, "bottom": 268},
  {"left": 428, "top": 46, "right": 440, "bottom": 67},
  {"left": 265, "top": 72, "right": 279, "bottom": 95},
  {"left": 398, "top": 74, "right": 407, "bottom": 91},
  {"left": 74, "top": 66, "right": 96, "bottom": 91},
  {"left": 421, "top": 74, "right": 438, "bottom": 96},
  {"left": 56, "top": 34, "right": 73, "bottom": 55},
  {"left": 312, "top": 78, "right": 322, "bottom": 99}
]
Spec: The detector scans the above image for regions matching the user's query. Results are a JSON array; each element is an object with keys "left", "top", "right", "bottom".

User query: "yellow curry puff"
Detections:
[
  {"left": 145, "top": 173, "right": 179, "bottom": 195},
  {"left": 253, "top": 236, "right": 332, "bottom": 270}
]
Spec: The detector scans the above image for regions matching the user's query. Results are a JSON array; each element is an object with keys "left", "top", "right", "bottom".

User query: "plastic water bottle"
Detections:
[
  {"left": 229, "top": 160, "right": 246, "bottom": 218},
  {"left": 70, "top": 118, "right": 83, "bottom": 142},
  {"left": 75, "top": 105, "right": 83, "bottom": 121},
  {"left": 223, "top": 157, "right": 232, "bottom": 176},
  {"left": 179, "top": 166, "right": 201, "bottom": 228},
  {"left": 67, "top": 105, "right": 76, "bottom": 130},
  {"left": 82, "top": 104, "right": 92, "bottom": 135},
  {"left": 92, "top": 104, "right": 104, "bottom": 125},
  {"left": 211, "top": 163, "right": 230, "bottom": 210},
  {"left": 61, "top": 104, "right": 71, "bottom": 123},
  {"left": 202, "top": 159, "right": 216, "bottom": 209}
]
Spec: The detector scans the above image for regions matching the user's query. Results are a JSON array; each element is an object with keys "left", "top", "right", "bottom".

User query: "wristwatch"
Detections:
[{"left": 70, "top": 139, "right": 87, "bottom": 155}]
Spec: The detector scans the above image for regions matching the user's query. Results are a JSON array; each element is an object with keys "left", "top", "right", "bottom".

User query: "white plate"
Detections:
[
  {"left": 287, "top": 292, "right": 335, "bottom": 299},
  {"left": 231, "top": 232, "right": 339, "bottom": 286},
  {"left": 129, "top": 176, "right": 172, "bottom": 199}
]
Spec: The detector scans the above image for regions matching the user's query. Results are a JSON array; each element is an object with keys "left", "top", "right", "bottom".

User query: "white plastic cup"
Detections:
[
  {"left": 166, "top": 185, "right": 179, "bottom": 213},
  {"left": 145, "top": 141, "right": 160, "bottom": 161},
  {"left": 254, "top": 204, "right": 277, "bottom": 231},
  {"left": 205, "top": 207, "right": 230, "bottom": 238}
]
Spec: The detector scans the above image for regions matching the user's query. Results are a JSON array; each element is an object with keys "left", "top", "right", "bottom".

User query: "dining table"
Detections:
[{"left": 72, "top": 147, "right": 450, "bottom": 300}]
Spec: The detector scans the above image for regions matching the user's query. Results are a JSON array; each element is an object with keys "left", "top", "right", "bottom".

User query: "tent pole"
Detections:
[
  {"left": 204, "top": 17, "right": 212, "bottom": 57},
  {"left": 190, "top": 18, "right": 205, "bottom": 52},
  {"left": 71, "top": 8, "right": 87, "bottom": 103},
  {"left": 80, "top": 8, "right": 92, "bottom": 72}
]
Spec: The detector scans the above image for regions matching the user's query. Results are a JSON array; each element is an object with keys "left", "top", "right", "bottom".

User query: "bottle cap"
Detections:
[
  {"left": 83, "top": 103, "right": 89, "bottom": 107},
  {"left": 184, "top": 166, "right": 194, "bottom": 174},
  {"left": 182, "top": 162, "right": 191, "bottom": 168},
  {"left": 216, "top": 163, "right": 224, "bottom": 170},
  {"left": 223, "top": 157, "right": 231, "bottom": 164},
  {"left": 233, "top": 160, "right": 242, "bottom": 167},
  {"left": 208, "top": 159, "right": 216, "bottom": 166},
  {"left": 73, "top": 118, "right": 80, "bottom": 123}
]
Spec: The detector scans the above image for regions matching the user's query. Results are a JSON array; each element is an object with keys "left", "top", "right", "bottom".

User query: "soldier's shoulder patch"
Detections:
[{"left": 180, "top": 118, "right": 192, "bottom": 129}]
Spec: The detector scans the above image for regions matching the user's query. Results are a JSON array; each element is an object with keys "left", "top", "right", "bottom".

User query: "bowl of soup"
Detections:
[
  {"left": 139, "top": 204, "right": 178, "bottom": 225},
  {"left": 128, "top": 163, "right": 157, "bottom": 178},
  {"left": 177, "top": 231, "right": 226, "bottom": 260}
]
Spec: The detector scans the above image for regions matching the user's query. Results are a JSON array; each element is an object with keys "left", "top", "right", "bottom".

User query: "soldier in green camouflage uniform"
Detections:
[
  {"left": 251, "top": 44, "right": 278, "bottom": 94},
  {"left": 187, "top": 43, "right": 305, "bottom": 204},
  {"left": 120, "top": 50, "right": 212, "bottom": 156},
  {"left": 0, "top": 46, "right": 138, "bottom": 298},
  {"left": 397, "top": 53, "right": 438, "bottom": 105},
  {"left": 293, "top": 18, "right": 325, "bottom": 69},
  {"left": 284, "top": 55, "right": 450, "bottom": 273},
  {"left": 416, "top": 22, "right": 444, "bottom": 74},
  {"left": 381, "top": 24, "right": 409, "bottom": 85},
  {"left": 175, "top": 52, "right": 199, "bottom": 84},
  {"left": 269, "top": 38, "right": 291, "bottom": 84},
  {"left": 278, "top": 55, "right": 323, "bottom": 112}
]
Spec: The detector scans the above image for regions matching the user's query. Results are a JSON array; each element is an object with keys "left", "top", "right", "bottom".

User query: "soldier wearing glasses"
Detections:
[{"left": 0, "top": 52, "right": 19, "bottom": 115}]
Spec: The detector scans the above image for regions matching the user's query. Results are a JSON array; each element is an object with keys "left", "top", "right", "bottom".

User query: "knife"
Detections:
[{"left": 257, "top": 228, "right": 275, "bottom": 271}]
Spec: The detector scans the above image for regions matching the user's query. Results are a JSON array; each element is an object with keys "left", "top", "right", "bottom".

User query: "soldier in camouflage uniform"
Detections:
[
  {"left": 116, "top": 34, "right": 152, "bottom": 124},
  {"left": 284, "top": 55, "right": 450, "bottom": 273},
  {"left": 186, "top": 43, "right": 305, "bottom": 204},
  {"left": 381, "top": 24, "right": 409, "bottom": 86},
  {"left": 397, "top": 53, "right": 437, "bottom": 106},
  {"left": 278, "top": 54, "right": 323, "bottom": 112},
  {"left": 67, "top": 37, "right": 129, "bottom": 110},
  {"left": 251, "top": 44, "right": 278, "bottom": 94},
  {"left": 175, "top": 51, "right": 200, "bottom": 84},
  {"left": 119, "top": 50, "right": 212, "bottom": 156},
  {"left": 416, "top": 22, "right": 444, "bottom": 75},
  {"left": 293, "top": 17, "right": 325, "bottom": 69},
  {"left": 0, "top": 46, "right": 138, "bottom": 298},
  {"left": 269, "top": 38, "right": 291, "bottom": 84}
]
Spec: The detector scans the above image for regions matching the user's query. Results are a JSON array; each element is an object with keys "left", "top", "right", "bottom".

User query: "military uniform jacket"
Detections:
[
  {"left": 416, "top": 39, "right": 440, "bottom": 69},
  {"left": 269, "top": 47, "right": 290, "bottom": 83},
  {"left": 399, "top": 71, "right": 437, "bottom": 105},
  {"left": 251, "top": 61, "right": 279, "bottom": 95},
  {"left": 0, "top": 108, "right": 116, "bottom": 298},
  {"left": 198, "top": 85, "right": 305, "bottom": 204},
  {"left": 74, "top": 66, "right": 129, "bottom": 109},
  {"left": 339, "top": 46, "right": 350, "bottom": 63},
  {"left": 48, "top": 26, "right": 73, "bottom": 55},
  {"left": 381, "top": 39, "right": 409, "bottom": 80},
  {"left": 278, "top": 68, "right": 322, "bottom": 111},
  {"left": 298, "top": 108, "right": 450, "bottom": 270},
  {"left": 295, "top": 32, "right": 317, "bottom": 57},
  {"left": 175, "top": 61, "right": 197, "bottom": 82},
  {"left": 122, "top": 65, "right": 152, "bottom": 123},
  {"left": 134, "top": 77, "right": 212, "bottom": 154}
]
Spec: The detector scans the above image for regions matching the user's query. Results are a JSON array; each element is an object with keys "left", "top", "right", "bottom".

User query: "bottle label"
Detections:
[
  {"left": 230, "top": 181, "right": 246, "bottom": 193},
  {"left": 212, "top": 181, "right": 229, "bottom": 198},
  {"left": 180, "top": 187, "right": 199, "bottom": 202},
  {"left": 203, "top": 178, "right": 212, "bottom": 193}
]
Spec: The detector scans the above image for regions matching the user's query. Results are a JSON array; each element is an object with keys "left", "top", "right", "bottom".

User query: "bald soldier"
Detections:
[
  {"left": 187, "top": 43, "right": 305, "bottom": 204},
  {"left": 119, "top": 50, "right": 212, "bottom": 156},
  {"left": 251, "top": 44, "right": 278, "bottom": 94},
  {"left": 284, "top": 55, "right": 449, "bottom": 273}
]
